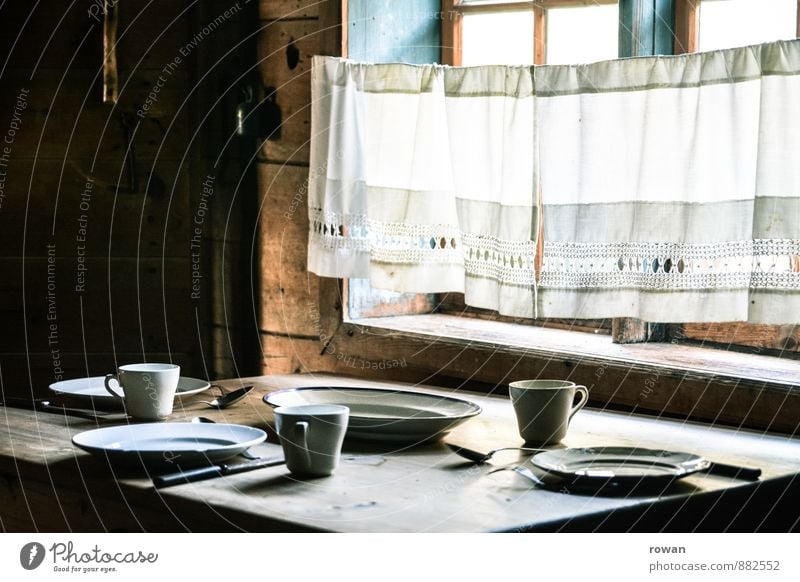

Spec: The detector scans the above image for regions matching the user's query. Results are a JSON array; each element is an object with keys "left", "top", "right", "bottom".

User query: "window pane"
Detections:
[
  {"left": 699, "top": 0, "right": 797, "bottom": 51},
  {"left": 546, "top": 4, "right": 619, "bottom": 65},
  {"left": 461, "top": 10, "right": 534, "bottom": 65}
]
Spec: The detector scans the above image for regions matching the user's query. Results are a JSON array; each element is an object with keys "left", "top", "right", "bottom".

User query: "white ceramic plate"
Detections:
[
  {"left": 530, "top": 447, "right": 710, "bottom": 490},
  {"left": 72, "top": 423, "right": 267, "bottom": 470},
  {"left": 50, "top": 376, "right": 211, "bottom": 401},
  {"left": 264, "top": 386, "right": 481, "bottom": 443}
]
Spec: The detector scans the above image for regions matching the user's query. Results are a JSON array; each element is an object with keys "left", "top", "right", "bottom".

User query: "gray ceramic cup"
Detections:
[
  {"left": 274, "top": 404, "right": 349, "bottom": 478},
  {"left": 104, "top": 363, "right": 180, "bottom": 420},
  {"left": 509, "top": 380, "right": 589, "bottom": 445}
]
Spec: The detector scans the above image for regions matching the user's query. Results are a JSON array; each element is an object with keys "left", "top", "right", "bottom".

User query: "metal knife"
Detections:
[
  {"left": 153, "top": 454, "right": 286, "bottom": 488},
  {"left": 703, "top": 462, "right": 761, "bottom": 481},
  {"left": 0, "top": 397, "right": 126, "bottom": 421},
  {"left": 447, "top": 442, "right": 761, "bottom": 481}
]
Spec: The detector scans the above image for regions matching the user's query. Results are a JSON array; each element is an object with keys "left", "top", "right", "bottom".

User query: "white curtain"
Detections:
[
  {"left": 537, "top": 40, "right": 800, "bottom": 323},
  {"left": 308, "top": 57, "right": 538, "bottom": 317},
  {"left": 308, "top": 40, "right": 800, "bottom": 323}
]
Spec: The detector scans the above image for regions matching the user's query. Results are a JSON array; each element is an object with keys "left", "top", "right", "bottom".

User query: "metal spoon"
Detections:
[
  {"left": 488, "top": 465, "right": 547, "bottom": 486},
  {"left": 446, "top": 443, "right": 546, "bottom": 464},
  {"left": 195, "top": 385, "right": 254, "bottom": 409},
  {"left": 190, "top": 416, "right": 260, "bottom": 460}
]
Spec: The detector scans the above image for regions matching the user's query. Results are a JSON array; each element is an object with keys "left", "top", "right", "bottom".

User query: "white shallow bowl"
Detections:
[
  {"left": 530, "top": 447, "right": 710, "bottom": 491},
  {"left": 72, "top": 422, "right": 267, "bottom": 471},
  {"left": 264, "top": 386, "right": 481, "bottom": 444},
  {"left": 50, "top": 376, "right": 211, "bottom": 403}
]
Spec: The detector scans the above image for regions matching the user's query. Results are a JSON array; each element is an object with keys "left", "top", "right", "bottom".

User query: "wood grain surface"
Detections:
[{"left": 2, "top": 374, "right": 798, "bottom": 532}]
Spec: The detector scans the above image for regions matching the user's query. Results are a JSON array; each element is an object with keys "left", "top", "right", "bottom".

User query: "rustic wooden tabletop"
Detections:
[{"left": 2, "top": 374, "right": 798, "bottom": 532}]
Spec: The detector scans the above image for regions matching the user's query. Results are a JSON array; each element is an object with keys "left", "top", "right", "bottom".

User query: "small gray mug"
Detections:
[
  {"left": 274, "top": 404, "right": 349, "bottom": 478},
  {"left": 509, "top": 380, "right": 589, "bottom": 445}
]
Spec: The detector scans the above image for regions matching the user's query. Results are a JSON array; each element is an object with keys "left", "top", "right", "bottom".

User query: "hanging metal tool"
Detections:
[
  {"left": 235, "top": 84, "right": 282, "bottom": 139},
  {"left": 102, "top": 0, "right": 119, "bottom": 104}
]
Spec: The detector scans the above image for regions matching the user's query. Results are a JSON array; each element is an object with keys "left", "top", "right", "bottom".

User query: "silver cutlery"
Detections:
[
  {"left": 698, "top": 461, "right": 761, "bottom": 481},
  {"left": 488, "top": 464, "right": 547, "bottom": 486},
  {"left": 1, "top": 398, "right": 126, "bottom": 421},
  {"left": 448, "top": 442, "right": 761, "bottom": 481},
  {"left": 446, "top": 443, "right": 546, "bottom": 464},
  {"left": 195, "top": 385, "right": 254, "bottom": 409},
  {"left": 153, "top": 453, "right": 285, "bottom": 488},
  {"left": 190, "top": 416, "right": 260, "bottom": 459},
  {"left": 39, "top": 401, "right": 126, "bottom": 421}
]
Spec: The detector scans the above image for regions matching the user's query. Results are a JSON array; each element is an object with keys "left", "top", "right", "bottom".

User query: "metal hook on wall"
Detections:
[
  {"left": 235, "top": 84, "right": 282, "bottom": 140},
  {"left": 119, "top": 112, "right": 138, "bottom": 193}
]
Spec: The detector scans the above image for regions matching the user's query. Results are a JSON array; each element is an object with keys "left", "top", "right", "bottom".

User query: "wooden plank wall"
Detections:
[
  {"left": 193, "top": 1, "right": 260, "bottom": 379},
  {"left": 0, "top": 0, "right": 253, "bottom": 397},
  {"left": 257, "top": 1, "right": 333, "bottom": 375},
  {"left": 256, "top": 0, "right": 443, "bottom": 375}
]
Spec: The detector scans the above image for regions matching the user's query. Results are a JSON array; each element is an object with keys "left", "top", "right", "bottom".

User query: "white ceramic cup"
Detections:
[
  {"left": 509, "top": 379, "right": 589, "bottom": 445},
  {"left": 104, "top": 363, "right": 180, "bottom": 421},
  {"left": 274, "top": 404, "right": 349, "bottom": 478}
]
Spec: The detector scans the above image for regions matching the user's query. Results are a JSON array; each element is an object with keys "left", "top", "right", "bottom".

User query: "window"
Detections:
[
  {"left": 447, "top": 0, "right": 620, "bottom": 66},
  {"left": 443, "top": 1, "right": 622, "bottom": 338},
  {"left": 698, "top": 0, "right": 798, "bottom": 51},
  {"left": 438, "top": 0, "right": 800, "bottom": 355},
  {"left": 546, "top": 3, "right": 619, "bottom": 64},
  {"left": 328, "top": 0, "right": 800, "bottom": 435},
  {"left": 461, "top": 9, "right": 535, "bottom": 65},
  {"left": 672, "top": 0, "right": 800, "bottom": 360}
]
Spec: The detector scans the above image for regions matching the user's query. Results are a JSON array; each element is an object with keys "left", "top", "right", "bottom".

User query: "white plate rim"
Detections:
[
  {"left": 50, "top": 376, "right": 212, "bottom": 399},
  {"left": 72, "top": 422, "right": 267, "bottom": 456},
  {"left": 263, "top": 386, "right": 482, "bottom": 421},
  {"left": 531, "top": 447, "right": 709, "bottom": 480}
]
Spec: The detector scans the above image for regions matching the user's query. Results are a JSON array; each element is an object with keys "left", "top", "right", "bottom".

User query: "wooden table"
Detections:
[{"left": 2, "top": 374, "right": 799, "bottom": 532}]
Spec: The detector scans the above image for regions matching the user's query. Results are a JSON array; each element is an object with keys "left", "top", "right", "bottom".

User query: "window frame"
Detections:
[
  {"left": 442, "top": 0, "right": 620, "bottom": 66},
  {"left": 440, "top": 0, "right": 800, "bottom": 350},
  {"left": 319, "top": 0, "right": 800, "bottom": 435}
]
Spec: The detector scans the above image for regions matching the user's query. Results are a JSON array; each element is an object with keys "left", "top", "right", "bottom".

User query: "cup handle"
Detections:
[
  {"left": 294, "top": 421, "right": 311, "bottom": 468},
  {"left": 104, "top": 374, "right": 124, "bottom": 399},
  {"left": 568, "top": 385, "right": 589, "bottom": 421}
]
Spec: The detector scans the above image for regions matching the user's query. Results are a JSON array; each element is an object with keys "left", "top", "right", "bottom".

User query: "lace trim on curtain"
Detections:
[
  {"left": 310, "top": 208, "right": 537, "bottom": 287},
  {"left": 752, "top": 239, "right": 800, "bottom": 289},
  {"left": 540, "top": 239, "right": 800, "bottom": 290},
  {"left": 368, "top": 220, "right": 462, "bottom": 264},
  {"left": 309, "top": 208, "right": 369, "bottom": 252},
  {"left": 461, "top": 233, "right": 536, "bottom": 287}
]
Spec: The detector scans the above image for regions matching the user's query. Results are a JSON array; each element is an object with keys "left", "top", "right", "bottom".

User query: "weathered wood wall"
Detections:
[
  {"left": 257, "top": 1, "right": 331, "bottom": 375},
  {"left": 0, "top": 0, "right": 254, "bottom": 396},
  {"left": 256, "top": 0, "right": 443, "bottom": 376}
]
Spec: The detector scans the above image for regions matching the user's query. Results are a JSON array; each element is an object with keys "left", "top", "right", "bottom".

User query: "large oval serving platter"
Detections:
[{"left": 264, "top": 386, "right": 481, "bottom": 444}]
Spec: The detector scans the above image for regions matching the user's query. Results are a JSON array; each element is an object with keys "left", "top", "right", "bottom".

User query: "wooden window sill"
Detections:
[
  {"left": 322, "top": 312, "right": 799, "bottom": 434},
  {"left": 349, "top": 313, "right": 800, "bottom": 389}
]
